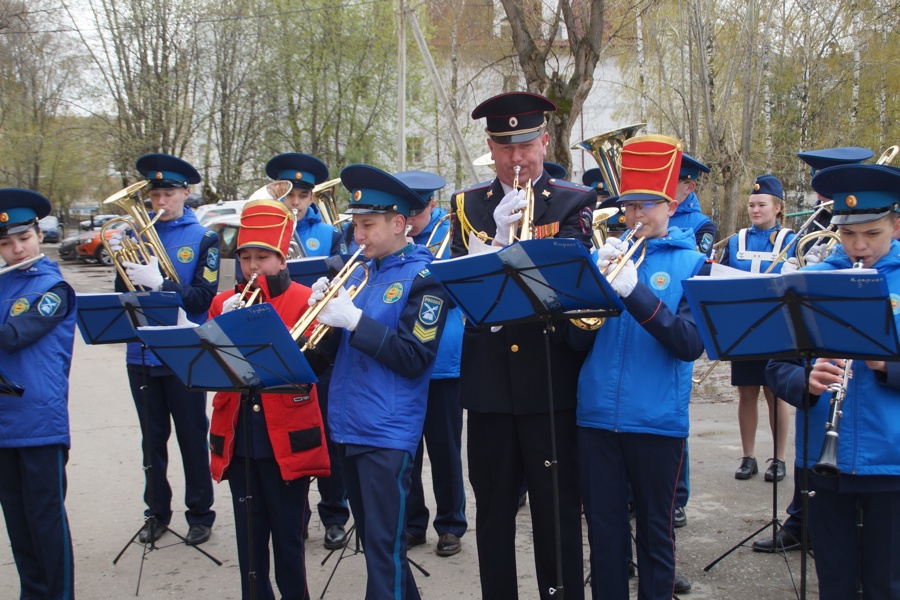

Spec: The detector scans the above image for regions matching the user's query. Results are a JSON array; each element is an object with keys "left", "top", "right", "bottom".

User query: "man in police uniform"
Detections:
[
  {"left": 266, "top": 152, "right": 349, "bottom": 550},
  {"left": 450, "top": 92, "right": 595, "bottom": 599},
  {"left": 670, "top": 152, "right": 716, "bottom": 257},
  {"left": 113, "top": 154, "right": 219, "bottom": 545}
]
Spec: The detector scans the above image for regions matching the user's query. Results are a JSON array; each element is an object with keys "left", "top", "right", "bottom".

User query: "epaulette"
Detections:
[
  {"left": 417, "top": 268, "right": 431, "bottom": 278},
  {"left": 547, "top": 179, "right": 593, "bottom": 193},
  {"left": 451, "top": 180, "right": 492, "bottom": 197}
]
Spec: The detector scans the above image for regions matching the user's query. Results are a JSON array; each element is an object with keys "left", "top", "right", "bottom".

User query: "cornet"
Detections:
[
  {"left": 236, "top": 273, "right": 262, "bottom": 308},
  {"left": 508, "top": 166, "right": 535, "bottom": 244}
]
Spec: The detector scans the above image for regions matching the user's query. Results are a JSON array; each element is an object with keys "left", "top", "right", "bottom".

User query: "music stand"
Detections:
[
  {"left": 137, "top": 303, "right": 317, "bottom": 600},
  {"left": 75, "top": 291, "right": 221, "bottom": 594},
  {"left": 431, "top": 238, "right": 623, "bottom": 599},
  {"left": 684, "top": 268, "right": 900, "bottom": 599},
  {"left": 0, "top": 364, "right": 25, "bottom": 397}
]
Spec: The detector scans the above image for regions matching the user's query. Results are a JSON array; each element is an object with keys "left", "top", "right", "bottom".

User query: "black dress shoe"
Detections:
[
  {"left": 323, "top": 524, "right": 348, "bottom": 550},
  {"left": 436, "top": 533, "right": 461, "bottom": 557},
  {"left": 407, "top": 533, "right": 426, "bottom": 547},
  {"left": 673, "top": 570, "right": 691, "bottom": 594},
  {"left": 185, "top": 524, "right": 211, "bottom": 546},
  {"left": 673, "top": 506, "right": 687, "bottom": 528},
  {"left": 764, "top": 458, "right": 786, "bottom": 482},
  {"left": 752, "top": 528, "right": 801, "bottom": 553},
  {"left": 138, "top": 520, "right": 164, "bottom": 544},
  {"left": 734, "top": 456, "right": 758, "bottom": 480}
]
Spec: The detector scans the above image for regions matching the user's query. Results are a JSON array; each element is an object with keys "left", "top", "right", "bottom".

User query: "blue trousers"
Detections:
[
  {"left": 808, "top": 482, "right": 900, "bottom": 599},
  {"left": 580, "top": 428, "right": 683, "bottom": 600},
  {"left": 407, "top": 378, "right": 467, "bottom": 538},
  {"left": 674, "top": 440, "right": 689, "bottom": 508},
  {"left": 228, "top": 457, "right": 311, "bottom": 600},
  {"left": 339, "top": 445, "right": 420, "bottom": 600},
  {"left": 128, "top": 365, "right": 215, "bottom": 527},
  {"left": 0, "top": 445, "right": 74, "bottom": 599}
]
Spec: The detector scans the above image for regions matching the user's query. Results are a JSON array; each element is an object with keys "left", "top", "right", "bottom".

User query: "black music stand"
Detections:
[
  {"left": 137, "top": 304, "right": 317, "bottom": 600},
  {"left": 0, "top": 365, "right": 25, "bottom": 397},
  {"left": 684, "top": 268, "right": 900, "bottom": 599},
  {"left": 431, "top": 238, "right": 623, "bottom": 599},
  {"left": 75, "top": 291, "right": 221, "bottom": 595}
]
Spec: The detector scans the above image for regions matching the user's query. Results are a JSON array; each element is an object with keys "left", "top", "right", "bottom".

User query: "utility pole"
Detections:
[{"left": 397, "top": 0, "right": 407, "bottom": 171}]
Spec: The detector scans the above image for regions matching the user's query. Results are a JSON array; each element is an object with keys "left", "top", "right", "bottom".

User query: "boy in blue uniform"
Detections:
[
  {"left": 397, "top": 171, "right": 468, "bottom": 557},
  {"left": 0, "top": 189, "right": 77, "bottom": 599},
  {"left": 766, "top": 163, "right": 900, "bottom": 598},
  {"left": 309, "top": 164, "right": 449, "bottom": 599},
  {"left": 113, "top": 154, "right": 220, "bottom": 545},
  {"left": 576, "top": 135, "right": 707, "bottom": 600},
  {"left": 670, "top": 153, "right": 715, "bottom": 257},
  {"left": 266, "top": 151, "right": 349, "bottom": 549}
]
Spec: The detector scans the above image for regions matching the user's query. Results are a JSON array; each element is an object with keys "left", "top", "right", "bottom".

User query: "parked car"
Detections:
[
  {"left": 58, "top": 234, "right": 81, "bottom": 261},
  {"left": 38, "top": 215, "right": 62, "bottom": 243},
  {"left": 79, "top": 214, "right": 119, "bottom": 231},
  {"left": 194, "top": 200, "right": 250, "bottom": 225},
  {"left": 75, "top": 220, "right": 131, "bottom": 265}
]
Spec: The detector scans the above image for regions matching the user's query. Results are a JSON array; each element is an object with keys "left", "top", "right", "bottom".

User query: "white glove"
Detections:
[
  {"left": 490, "top": 325, "right": 503, "bottom": 333},
  {"left": 308, "top": 276, "right": 330, "bottom": 307},
  {"left": 221, "top": 293, "right": 242, "bottom": 313},
  {"left": 596, "top": 237, "right": 627, "bottom": 271},
  {"left": 781, "top": 257, "right": 801, "bottom": 274},
  {"left": 122, "top": 256, "right": 164, "bottom": 290},
  {"left": 176, "top": 308, "right": 197, "bottom": 327},
  {"left": 608, "top": 259, "right": 638, "bottom": 298},
  {"left": 315, "top": 286, "right": 363, "bottom": 331},
  {"left": 804, "top": 244, "right": 827, "bottom": 265},
  {"left": 492, "top": 188, "right": 528, "bottom": 246},
  {"left": 108, "top": 232, "right": 123, "bottom": 254}
]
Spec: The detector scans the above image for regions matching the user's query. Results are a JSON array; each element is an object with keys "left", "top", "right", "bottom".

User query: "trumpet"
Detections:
[
  {"left": 100, "top": 181, "right": 181, "bottom": 291},
  {"left": 508, "top": 166, "right": 535, "bottom": 244},
  {"left": 236, "top": 273, "right": 262, "bottom": 308},
  {"left": 289, "top": 245, "right": 369, "bottom": 352},
  {"left": 0, "top": 253, "right": 45, "bottom": 276}
]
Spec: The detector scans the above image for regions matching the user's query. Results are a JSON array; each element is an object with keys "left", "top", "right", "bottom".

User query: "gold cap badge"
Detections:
[
  {"left": 846, "top": 194, "right": 858, "bottom": 208},
  {"left": 353, "top": 190, "right": 362, "bottom": 202}
]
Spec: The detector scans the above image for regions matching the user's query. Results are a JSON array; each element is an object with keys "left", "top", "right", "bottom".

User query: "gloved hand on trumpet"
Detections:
[
  {"left": 607, "top": 260, "right": 638, "bottom": 298},
  {"left": 595, "top": 237, "right": 627, "bottom": 272},
  {"left": 309, "top": 276, "right": 363, "bottom": 331},
  {"left": 491, "top": 188, "right": 527, "bottom": 246},
  {"left": 221, "top": 293, "right": 242, "bottom": 313}
]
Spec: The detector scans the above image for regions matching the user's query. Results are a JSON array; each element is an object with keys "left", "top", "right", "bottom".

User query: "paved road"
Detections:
[{"left": 0, "top": 247, "right": 820, "bottom": 598}]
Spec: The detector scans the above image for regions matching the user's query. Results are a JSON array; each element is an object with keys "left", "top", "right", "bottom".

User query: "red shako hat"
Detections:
[
  {"left": 617, "top": 134, "right": 684, "bottom": 203},
  {"left": 236, "top": 200, "right": 295, "bottom": 259}
]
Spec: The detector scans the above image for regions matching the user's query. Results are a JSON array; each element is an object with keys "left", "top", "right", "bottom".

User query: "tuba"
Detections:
[
  {"left": 313, "top": 177, "right": 346, "bottom": 227},
  {"left": 572, "top": 123, "right": 646, "bottom": 197},
  {"left": 100, "top": 181, "right": 181, "bottom": 291},
  {"left": 289, "top": 245, "right": 369, "bottom": 352}
]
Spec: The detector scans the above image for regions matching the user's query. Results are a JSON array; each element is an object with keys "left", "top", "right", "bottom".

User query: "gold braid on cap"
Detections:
[{"left": 455, "top": 192, "right": 491, "bottom": 250}]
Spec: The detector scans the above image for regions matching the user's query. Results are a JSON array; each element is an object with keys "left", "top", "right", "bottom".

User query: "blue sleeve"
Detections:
[
  {"left": 622, "top": 284, "right": 705, "bottom": 362},
  {"left": 765, "top": 358, "right": 820, "bottom": 409},
  {"left": 348, "top": 274, "right": 449, "bottom": 379},
  {"left": 873, "top": 362, "right": 900, "bottom": 390},
  {"left": 160, "top": 231, "right": 219, "bottom": 314},
  {"left": 0, "top": 282, "right": 71, "bottom": 352},
  {"left": 329, "top": 229, "right": 342, "bottom": 257}
]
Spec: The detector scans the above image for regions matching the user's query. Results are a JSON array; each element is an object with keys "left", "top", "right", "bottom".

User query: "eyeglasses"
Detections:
[{"left": 622, "top": 200, "right": 667, "bottom": 212}]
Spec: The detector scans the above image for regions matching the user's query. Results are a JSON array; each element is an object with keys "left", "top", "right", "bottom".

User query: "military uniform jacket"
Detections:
[{"left": 450, "top": 172, "right": 597, "bottom": 414}]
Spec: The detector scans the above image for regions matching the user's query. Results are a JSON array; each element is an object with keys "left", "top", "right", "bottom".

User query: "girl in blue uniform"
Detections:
[
  {"left": 721, "top": 175, "right": 795, "bottom": 482},
  {"left": 576, "top": 135, "right": 707, "bottom": 600},
  {"left": 766, "top": 163, "right": 900, "bottom": 598},
  {"left": 0, "top": 189, "right": 77, "bottom": 599}
]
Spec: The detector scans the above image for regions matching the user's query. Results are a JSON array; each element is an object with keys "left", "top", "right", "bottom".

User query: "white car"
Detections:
[{"left": 194, "top": 200, "right": 250, "bottom": 225}]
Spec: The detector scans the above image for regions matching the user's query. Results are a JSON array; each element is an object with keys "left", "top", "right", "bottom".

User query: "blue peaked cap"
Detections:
[
  {"left": 393, "top": 171, "right": 446, "bottom": 216},
  {"left": 136, "top": 153, "right": 201, "bottom": 188},
  {"left": 679, "top": 153, "right": 710, "bottom": 180},
  {"left": 341, "top": 164, "right": 426, "bottom": 218},
  {"left": 544, "top": 161, "right": 567, "bottom": 180},
  {"left": 266, "top": 153, "right": 329, "bottom": 190},
  {"left": 0, "top": 188, "right": 51, "bottom": 235},
  {"left": 798, "top": 147, "right": 874, "bottom": 176},
  {"left": 811, "top": 164, "right": 900, "bottom": 225},
  {"left": 582, "top": 168, "right": 606, "bottom": 191}
]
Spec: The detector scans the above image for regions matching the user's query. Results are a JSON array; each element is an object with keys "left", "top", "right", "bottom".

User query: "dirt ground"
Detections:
[{"left": 0, "top": 247, "right": 820, "bottom": 599}]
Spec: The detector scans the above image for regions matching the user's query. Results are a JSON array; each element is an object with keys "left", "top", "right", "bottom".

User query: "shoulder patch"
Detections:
[
  {"left": 699, "top": 232, "right": 714, "bottom": 254},
  {"left": 417, "top": 268, "right": 431, "bottom": 278},
  {"left": 37, "top": 292, "right": 62, "bottom": 317},
  {"left": 580, "top": 207, "right": 594, "bottom": 235},
  {"left": 548, "top": 179, "right": 591, "bottom": 192},
  {"left": 207, "top": 247, "right": 219, "bottom": 270},
  {"left": 203, "top": 267, "right": 218, "bottom": 283},
  {"left": 204, "top": 230, "right": 214, "bottom": 237},
  {"left": 10, "top": 297, "right": 31, "bottom": 316}
]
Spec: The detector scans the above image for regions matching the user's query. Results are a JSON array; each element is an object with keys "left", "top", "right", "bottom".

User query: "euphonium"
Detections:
[
  {"left": 590, "top": 207, "right": 622, "bottom": 249},
  {"left": 572, "top": 123, "right": 646, "bottom": 197},
  {"left": 312, "top": 177, "right": 345, "bottom": 226},
  {"left": 100, "top": 181, "right": 181, "bottom": 291},
  {"left": 289, "top": 245, "right": 369, "bottom": 352},
  {"left": 424, "top": 213, "right": 453, "bottom": 257},
  {"left": 246, "top": 180, "right": 306, "bottom": 259}
]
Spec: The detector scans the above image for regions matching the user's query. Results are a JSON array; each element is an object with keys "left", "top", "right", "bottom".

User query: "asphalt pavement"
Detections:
[{"left": 0, "top": 246, "right": 820, "bottom": 599}]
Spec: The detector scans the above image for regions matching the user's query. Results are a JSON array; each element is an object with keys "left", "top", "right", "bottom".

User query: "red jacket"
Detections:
[{"left": 208, "top": 276, "right": 330, "bottom": 482}]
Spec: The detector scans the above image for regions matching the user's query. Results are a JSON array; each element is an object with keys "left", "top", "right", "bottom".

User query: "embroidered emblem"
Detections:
[
  {"left": 417, "top": 268, "right": 431, "bottom": 278},
  {"left": 891, "top": 293, "right": 900, "bottom": 315},
  {"left": 650, "top": 271, "right": 671, "bottom": 290},
  {"left": 306, "top": 238, "right": 320, "bottom": 251},
  {"left": 413, "top": 321, "right": 437, "bottom": 342},
  {"left": 383, "top": 282, "right": 404, "bottom": 304},
  {"left": 700, "top": 233, "right": 714, "bottom": 254},
  {"left": 580, "top": 207, "right": 593, "bottom": 235},
  {"left": 37, "top": 292, "right": 62, "bottom": 317},
  {"left": 418, "top": 294, "right": 443, "bottom": 325},
  {"left": 177, "top": 246, "right": 195, "bottom": 263},
  {"left": 10, "top": 297, "right": 30, "bottom": 316},
  {"left": 207, "top": 247, "right": 219, "bottom": 270},
  {"left": 203, "top": 267, "right": 218, "bottom": 283}
]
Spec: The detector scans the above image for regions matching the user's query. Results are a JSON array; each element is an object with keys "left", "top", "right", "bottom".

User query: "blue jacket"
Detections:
[
  {"left": 724, "top": 223, "right": 795, "bottom": 274},
  {"left": 670, "top": 192, "right": 716, "bottom": 256},
  {"left": 577, "top": 227, "right": 706, "bottom": 438},
  {"left": 328, "top": 244, "right": 449, "bottom": 455},
  {"left": 296, "top": 204, "right": 341, "bottom": 257},
  {"left": 117, "top": 207, "right": 219, "bottom": 366},
  {"left": 412, "top": 207, "right": 452, "bottom": 260},
  {"left": 0, "top": 258, "right": 76, "bottom": 448},
  {"left": 766, "top": 242, "right": 900, "bottom": 477}
]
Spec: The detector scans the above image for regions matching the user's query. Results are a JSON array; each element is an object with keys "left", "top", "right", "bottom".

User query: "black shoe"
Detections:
[
  {"left": 407, "top": 533, "right": 426, "bottom": 548},
  {"left": 138, "top": 520, "right": 164, "bottom": 544},
  {"left": 673, "top": 506, "right": 687, "bottom": 528},
  {"left": 764, "top": 458, "right": 786, "bottom": 482},
  {"left": 734, "top": 456, "right": 758, "bottom": 480},
  {"left": 752, "top": 528, "right": 801, "bottom": 553},
  {"left": 674, "top": 570, "right": 692, "bottom": 594},
  {"left": 436, "top": 533, "right": 461, "bottom": 557},
  {"left": 185, "top": 524, "right": 211, "bottom": 546},
  {"left": 323, "top": 524, "right": 347, "bottom": 550}
]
